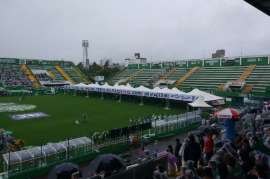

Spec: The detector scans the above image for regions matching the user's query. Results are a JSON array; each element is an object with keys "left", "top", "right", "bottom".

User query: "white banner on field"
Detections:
[{"left": 65, "top": 83, "right": 198, "bottom": 102}]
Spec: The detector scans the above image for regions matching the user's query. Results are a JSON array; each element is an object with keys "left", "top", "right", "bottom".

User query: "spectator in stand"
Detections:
[
  {"left": 177, "top": 161, "right": 199, "bottom": 179},
  {"left": 239, "top": 138, "right": 252, "bottom": 173},
  {"left": 175, "top": 138, "right": 182, "bottom": 166},
  {"left": 176, "top": 168, "right": 194, "bottom": 179},
  {"left": 201, "top": 167, "right": 214, "bottom": 179},
  {"left": 255, "top": 164, "right": 269, "bottom": 179},
  {"left": 203, "top": 131, "right": 214, "bottom": 162},
  {"left": 167, "top": 145, "right": 178, "bottom": 176},
  {"left": 224, "top": 153, "right": 243, "bottom": 178},
  {"left": 183, "top": 134, "right": 201, "bottom": 167},
  {"left": 153, "top": 165, "right": 168, "bottom": 179},
  {"left": 167, "top": 145, "right": 173, "bottom": 154}
]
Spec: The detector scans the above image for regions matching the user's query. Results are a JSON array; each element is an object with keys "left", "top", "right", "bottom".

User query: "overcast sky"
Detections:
[{"left": 0, "top": 0, "right": 269, "bottom": 63}]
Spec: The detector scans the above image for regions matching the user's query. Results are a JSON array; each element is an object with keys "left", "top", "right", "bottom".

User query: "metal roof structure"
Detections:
[{"left": 244, "top": 0, "right": 270, "bottom": 16}]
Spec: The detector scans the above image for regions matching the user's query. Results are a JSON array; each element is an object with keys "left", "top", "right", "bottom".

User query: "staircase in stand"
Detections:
[
  {"left": 20, "top": 64, "right": 41, "bottom": 88},
  {"left": 239, "top": 65, "right": 256, "bottom": 81},
  {"left": 175, "top": 67, "right": 199, "bottom": 87},
  {"left": 47, "top": 70, "right": 56, "bottom": 80},
  {"left": 55, "top": 65, "right": 74, "bottom": 83},
  {"left": 73, "top": 66, "right": 89, "bottom": 83}
]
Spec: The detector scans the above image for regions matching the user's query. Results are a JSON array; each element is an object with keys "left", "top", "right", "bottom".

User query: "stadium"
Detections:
[{"left": 0, "top": 1, "right": 270, "bottom": 179}]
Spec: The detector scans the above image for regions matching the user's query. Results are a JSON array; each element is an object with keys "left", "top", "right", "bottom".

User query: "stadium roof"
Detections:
[{"left": 244, "top": 0, "right": 270, "bottom": 16}]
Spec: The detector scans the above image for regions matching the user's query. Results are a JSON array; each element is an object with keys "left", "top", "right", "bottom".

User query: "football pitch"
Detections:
[{"left": 0, "top": 95, "right": 183, "bottom": 146}]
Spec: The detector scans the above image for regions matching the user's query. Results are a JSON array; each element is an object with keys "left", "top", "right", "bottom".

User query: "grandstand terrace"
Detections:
[
  {"left": 180, "top": 66, "right": 247, "bottom": 92},
  {"left": 246, "top": 65, "right": 270, "bottom": 93},
  {"left": 166, "top": 68, "right": 187, "bottom": 81},
  {"left": 110, "top": 55, "right": 270, "bottom": 96},
  {"left": 0, "top": 59, "right": 32, "bottom": 89},
  {"left": 129, "top": 68, "right": 165, "bottom": 87},
  {"left": 0, "top": 58, "right": 88, "bottom": 88},
  {"left": 109, "top": 68, "right": 139, "bottom": 84}
]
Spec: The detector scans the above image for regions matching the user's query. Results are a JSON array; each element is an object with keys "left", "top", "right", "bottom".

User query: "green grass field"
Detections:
[{"left": 0, "top": 95, "right": 183, "bottom": 146}]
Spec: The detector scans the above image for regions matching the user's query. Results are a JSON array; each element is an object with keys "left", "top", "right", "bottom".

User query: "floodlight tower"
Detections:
[{"left": 82, "top": 40, "right": 90, "bottom": 68}]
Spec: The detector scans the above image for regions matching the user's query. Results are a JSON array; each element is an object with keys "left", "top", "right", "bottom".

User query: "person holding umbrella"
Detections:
[{"left": 214, "top": 108, "right": 240, "bottom": 142}]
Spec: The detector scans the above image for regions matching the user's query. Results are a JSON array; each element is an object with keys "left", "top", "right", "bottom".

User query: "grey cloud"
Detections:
[{"left": 0, "top": 0, "right": 269, "bottom": 63}]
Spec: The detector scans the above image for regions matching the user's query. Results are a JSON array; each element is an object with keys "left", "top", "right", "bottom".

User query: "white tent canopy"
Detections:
[
  {"left": 2, "top": 137, "right": 92, "bottom": 165},
  {"left": 134, "top": 85, "right": 151, "bottom": 92},
  {"left": 66, "top": 83, "right": 197, "bottom": 102},
  {"left": 188, "top": 97, "right": 212, "bottom": 108},
  {"left": 188, "top": 89, "right": 223, "bottom": 102},
  {"left": 171, "top": 87, "right": 186, "bottom": 94}
]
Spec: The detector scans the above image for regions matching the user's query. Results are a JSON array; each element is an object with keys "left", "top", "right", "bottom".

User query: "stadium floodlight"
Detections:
[{"left": 82, "top": 40, "right": 90, "bottom": 68}]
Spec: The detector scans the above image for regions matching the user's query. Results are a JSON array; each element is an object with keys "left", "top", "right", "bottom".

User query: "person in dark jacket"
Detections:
[
  {"left": 175, "top": 138, "right": 181, "bottom": 157},
  {"left": 183, "top": 134, "right": 201, "bottom": 167},
  {"left": 175, "top": 138, "right": 182, "bottom": 165}
]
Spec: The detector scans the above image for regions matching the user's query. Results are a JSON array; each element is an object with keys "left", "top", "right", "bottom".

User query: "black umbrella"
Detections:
[
  {"left": 88, "top": 154, "right": 126, "bottom": 176},
  {"left": 48, "top": 162, "right": 80, "bottom": 179}
]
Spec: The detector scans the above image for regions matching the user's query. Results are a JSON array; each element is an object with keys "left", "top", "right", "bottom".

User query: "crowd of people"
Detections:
[
  {"left": 0, "top": 65, "right": 32, "bottom": 87},
  {"left": 153, "top": 108, "right": 270, "bottom": 179}
]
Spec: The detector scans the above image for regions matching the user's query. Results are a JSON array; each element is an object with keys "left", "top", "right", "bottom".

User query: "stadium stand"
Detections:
[
  {"left": 0, "top": 58, "right": 88, "bottom": 89},
  {"left": 165, "top": 68, "right": 187, "bottom": 81},
  {"left": 0, "top": 64, "right": 32, "bottom": 88},
  {"left": 20, "top": 64, "right": 41, "bottom": 88},
  {"left": 110, "top": 69, "right": 139, "bottom": 85},
  {"left": 246, "top": 65, "right": 270, "bottom": 93},
  {"left": 27, "top": 62, "right": 65, "bottom": 82},
  {"left": 179, "top": 66, "right": 247, "bottom": 91},
  {"left": 160, "top": 68, "right": 176, "bottom": 80},
  {"left": 175, "top": 67, "right": 200, "bottom": 87},
  {"left": 111, "top": 55, "right": 270, "bottom": 96},
  {"left": 129, "top": 69, "right": 165, "bottom": 87},
  {"left": 60, "top": 64, "right": 89, "bottom": 84},
  {"left": 27, "top": 60, "right": 88, "bottom": 84},
  {"left": 55, "top": 65, "right": 74, "bottom": 83}
]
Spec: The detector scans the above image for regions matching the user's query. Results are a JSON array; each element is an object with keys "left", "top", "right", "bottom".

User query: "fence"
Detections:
[{"left": 0, "top": 110, "right": 201, "bottom": 178}]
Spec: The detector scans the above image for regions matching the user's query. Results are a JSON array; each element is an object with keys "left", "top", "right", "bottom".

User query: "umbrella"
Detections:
[
  {"left": 48, "top": 162, "right": 80, "bottom": 179},
  {"left": 214, "top": 108, "right": 240, "bottom": 120},
  {"left": 88, "top": 154, "right": 126, "bottom": 176}
]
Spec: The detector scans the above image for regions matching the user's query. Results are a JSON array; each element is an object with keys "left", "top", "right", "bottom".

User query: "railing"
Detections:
[{"left": 1, "top": 110, "right": 201, "bottom": 178}]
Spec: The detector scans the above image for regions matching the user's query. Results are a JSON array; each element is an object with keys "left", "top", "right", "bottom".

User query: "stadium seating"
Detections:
[
  {"left": 166, "top": 68, "right": 188, "bottom": 81},
  {"left": 175, "top": 67, "right": 200, "bottom": 87},
  {"left": 60, "top": 65, "right": 89, "bottom": 83},
  {"left": 28, "top": 64, "right": 65, "bottom": 81},
  {"left": 246, "top": 65, "right": 270, "bottom": 93},
  {"left": 20, "top": 64, "right": 41, "bottom": 88},
  {"left": 178, "top": 66, "right": 247, "bottom": 92},
  {"left": 35, "top": 73, "right": 52, "bottom": 82},
  {"left": 28, "top": 63, "right": 88, "bottom": 84},
  {"left": 55, "top": 65, "right": 74, "bottom": 83},
  {"left": 110, "top": 68, "right": 165, "bottom": 87},
  {"left": 129, "top": 69, "right": 165, "bottom": 87},
  {"left": 0, "top": 64, "right": 32, "bottom": 88},
  {"left": 109, "top": 69, "right": 140, "bottom": 84},
  {"left": 114, "top": 64, "right": 270, "bottom": 95}
]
